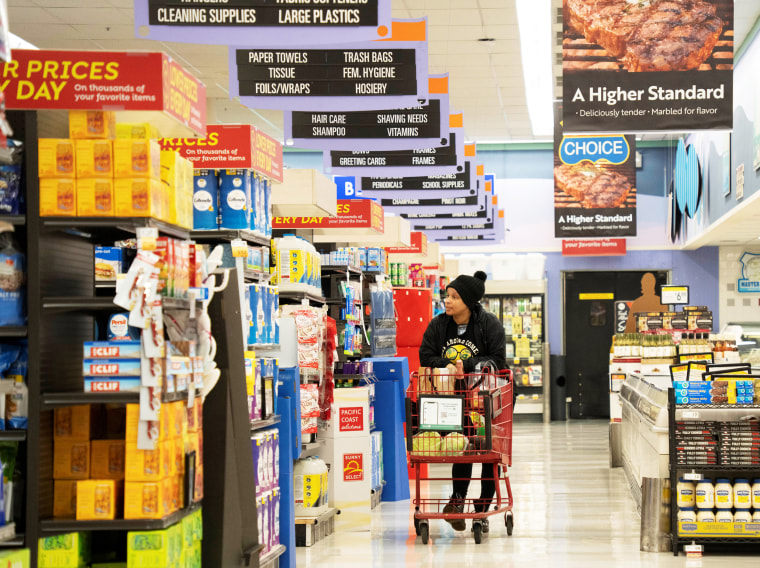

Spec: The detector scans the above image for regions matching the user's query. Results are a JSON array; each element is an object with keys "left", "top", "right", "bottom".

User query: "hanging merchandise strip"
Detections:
[
  {"left": 135, "top": 0, "right": 391, "bottom": 45},
  {"left": 229, "top": 19, "right": 429, "bottom": 111}
]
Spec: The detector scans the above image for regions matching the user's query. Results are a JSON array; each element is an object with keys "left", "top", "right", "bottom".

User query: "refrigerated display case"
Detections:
[{"left": 483, "top": 280, "right": 550, "bottom": 422}]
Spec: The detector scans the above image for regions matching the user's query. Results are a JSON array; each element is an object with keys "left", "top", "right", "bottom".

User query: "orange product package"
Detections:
[
  {"left": 76, "top": 479, "right": 121, "bottom": 520},
  {"left": 69, "top": 110, "right": 116, "bottom": 139},
  {"left": 125, "top": 442, "right": 164, "bottom": 482},
  {"left": 77, "top": 178, "right": 114, "bottom": 216},
  {"left": 53, "top": 480, "right": 78, "bottom": 518},
  {"left": 54, "top": 439, "right": 90, "bottom": 479},
  {"left": 90, "top": 439, "right": 126, "bottom": 480},
  {"left": 76, "top": 139, "right": 113, "bottom": 178},
  {"left": 114, "top": 177, "right": 162, "bottom": 217},
  {"left": 40, "top": 178, "right": 76, "bottom": 216},
  {"left": 114, "top": 139, "right": 161, "bottom": 179},
  {"left": 124, "top": 479, "right": 171, "bottom": 520},
  {"left": 38, "top": 139, "right": 76, "bottom": 178}
]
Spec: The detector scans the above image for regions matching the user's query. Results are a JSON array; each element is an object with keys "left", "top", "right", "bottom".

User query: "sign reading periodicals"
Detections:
[
  {"left": 554, "top": 104, "right": 637, "bottom": 238},
  {"left": 562, "top": 0, "right": 733, "bottom": 132},
  {"left": 360, "top": 160, "right": 474, "bottom": 193},
  {"left": 134, "top": 0, "right": 392, "bottom": 46},
  {"left": 229, "top": 19, "right": 428, "bottom": 111}
]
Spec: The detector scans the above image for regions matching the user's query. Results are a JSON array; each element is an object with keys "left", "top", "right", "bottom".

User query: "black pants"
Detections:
[{"left": 452, "top": 462, "right": 497, "bottom": 512}]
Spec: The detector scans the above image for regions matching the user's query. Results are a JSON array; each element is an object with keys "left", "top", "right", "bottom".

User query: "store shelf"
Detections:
[
  {"left": 675, "top": 406, "right": 760, "bottom": 422},
  {"left": 0, "top": 215, "right": 26, "bottom": 226},
  {"left": 259, "top": 544, "right": 286, "bottom": 568},
  {"left": 244, "top": 269, "right": 272, "bottom": 282},
  {"left": 322, "top": 265, "right": 362, "bottom": 276},
  {"left": 672, "top": 464, "right": 760, "bottom": 472},
  {"left": 300, "top": 440, "right": 325, "bottom": 458},
  {"left": 41, "top": 216, "right": 190, "bottom": 240},
  {"left": 294, "top": 507, "right": 337, "bottom": 547},
  {"left": 251, "top": 415, "right": 281, "bottom": 433},
  {"left": 39, "top": 502, "right": 202, "bottom": 536},
  {"left": 279, "top": 290, "right": 326, "bottom": 304},
  {"left": 0, "top": 431, "right": 27, "bottom": 442},
  {"left": 41, "top": 389, "right": 195, "bottom": 409},
  {"left": 94, "top": 281, "right": 117, "bottom": 289},
  {"left": 371, "top": 481, "right": 385, "bottom": 509},
  {"left": 42, "top": 296, "right": 116, "bottom": 312},
  {"left": 514, "top": 397, "right": 543, "bottom": 415},
  {"left": 247, "top": 343, "right": 280, "bottom": 352},
  {"left": 0, "top": 326, "right": 27, "bottom": 338},
  {"left": 190, "top": 229, "right": 270, "bottom": 247},
  {"left": 510, "top": 358, "right": 542, "bottom": 364},
  {"left": 0, "top": 534, "right": 23, "bottom": 548}
]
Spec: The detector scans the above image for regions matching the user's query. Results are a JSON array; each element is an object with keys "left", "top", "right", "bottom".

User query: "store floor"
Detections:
[{"left": 296, "top": 420, "right": 760, "bottom": 566}]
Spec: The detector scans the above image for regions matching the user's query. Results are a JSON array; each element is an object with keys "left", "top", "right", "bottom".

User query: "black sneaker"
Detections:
[{"left": 442, "top": 497, "right": 466, "bottom": 531}]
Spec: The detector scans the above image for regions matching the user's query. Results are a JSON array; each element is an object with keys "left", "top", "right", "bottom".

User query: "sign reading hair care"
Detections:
[
  {"left": 272, "top": 199, "right": 383, "bottom": 231},
  {"left": 562, "top": 0, "right": 733, "bottom": 132},
  {"left": 554, "top": 103, "right": 636, "bottom": 238},
  {"left": 0, "top": 50, "right": 207, "bottom": 135},
  {"left": 230, "top": 19, "right": 428, "bottom": 111},
  {"left": 284, "top": 75, "right": 449, "bottom": 150},
  {"left": 134, "top": 0, "right": 391, "bottom": 46}
]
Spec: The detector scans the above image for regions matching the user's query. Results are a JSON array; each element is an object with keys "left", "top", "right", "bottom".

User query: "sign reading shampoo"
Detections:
[{"left": 561, "top": 0, "right": 733, "bottom": 132}]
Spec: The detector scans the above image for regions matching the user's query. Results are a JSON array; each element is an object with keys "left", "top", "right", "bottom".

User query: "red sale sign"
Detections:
[
  {"left": 0, "top": 50, "right": 206, "bottom": 135},
  {"left": 252, "top": 128, "right": 284, "bottom": 183},
  {"left": 343, "top": 453, "right": 364, "bottom": 482},
  {"left": 273, "top": 199, "right": 383, "bottom": 231},
  {"left": 338, "top": 406, "right": 364, "bottom": 432},
  {"left": 386, "top": 231, "right": 427, "bottom": 254},
  {"left": 562, "top": 238, "right": 627, "bottom": 256}
]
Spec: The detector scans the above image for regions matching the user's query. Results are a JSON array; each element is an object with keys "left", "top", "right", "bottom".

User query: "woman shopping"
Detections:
[{"left": 418, "top": 270, "right": 507, "bottom": 532}]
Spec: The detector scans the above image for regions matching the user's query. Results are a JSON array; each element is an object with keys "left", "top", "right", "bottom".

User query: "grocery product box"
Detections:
[
  {"left": 114, "top": 177, "right": 163, "bottom": 217},
  {"left": 54, "top": 405, "right": 91, "bottom": 439},
  {"left": 38, "top": 532, "right": 90, "bottom": 568},
  {"left": 54, "top": 479, "right": 78, "bottom": 518},
  {"left": 76, "top": 139, "right": 113, "bottom": 178},
  {"left": 39, "top": 139, "right": 76, "bottom": 178},
  {"left": 117, "top": 122, "right": 160, "bottom": 140},
  {"left": 40, "top": 178, "right": 77, "bottom": 216},
  {"left": 76, "top": 479, "right": 122, "bottom": 520},
  {"left": 95, "top": 246, "right": 124, "bottom": 280},
  {"left": 84, "top": 340, "right": 141, "bottom": 360},
  {"left": 114, "top": 138, "right": 161, "bottom": 179},
  {"left": 77, "top": 177, "right": 114, "bottom": 216},
  {"left": 320, "top": 387, "right": 370, "bottom": 439},
  {"left": 127, "top": 528, "right": 177, "bottom": 567},
  {"left": 323, "top": 435, "right": 371, "bottom": 531},
  {"left": 83, "top": 358, "right": 141, "bottom": 378},
  {"left": 90, "top": 439, "right": 126, "bottom": 480},
  {"left": 70, "top": 110, "right": 115, "bottom": 139},
  {"left": 124, "top": 478, "right": 173, "bottom": 520},
  {"left": 125, "top": 442, "right": 164, "bottom": 482},
  {"left": 0, "top": 549, "right": 30, "bottom": 567},
  {"left": 54, "top": 439, "right": 91, "bottom": 479},
  {"left": 85, "top": 377, "right": 141, "bottom": 392}
]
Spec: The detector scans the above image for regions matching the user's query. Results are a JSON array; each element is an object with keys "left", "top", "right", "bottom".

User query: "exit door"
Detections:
[{"left": 564, "top": 270, "right": 669, "bottom": 418}]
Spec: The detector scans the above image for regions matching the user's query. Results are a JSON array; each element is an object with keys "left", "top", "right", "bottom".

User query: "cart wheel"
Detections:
[
  {"left": 414, "top": 517, "right": 421, "bottom": 536},
  {"left": 420, "top": 522, "right": 429, "bottom": 544},
  {"left": 473, "top": 522, "right": 482, "bottom": 544},
  {"left": 505, "top": 513, "right": 514, "bottom": 536}
]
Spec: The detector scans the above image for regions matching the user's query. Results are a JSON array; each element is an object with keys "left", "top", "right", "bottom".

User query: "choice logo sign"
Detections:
[
  {"left": 559, "top": 134, "right": 630, "bottom": 165},
  {"left": 674, "top": 138, "right": 702, "bottom": 219}
]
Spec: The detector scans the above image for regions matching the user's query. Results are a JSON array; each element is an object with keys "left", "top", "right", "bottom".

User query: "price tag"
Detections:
[
  {"left": 513, "top": 358, "right": 520, "bottom": 365},
  {"left": 529, "top": 358, "right": 535, "bottom": 364},
  {"left": 684, "top": 544, "right": 703, "bottom": 557},
  {"left": 532, "top": 335, "right": 539, "bottom": 341},
  {"left": 682, "top": 410, "right": 700, "bottom": 420},
  {"left": 231, "top": 239, "right": 248, "bottom": 258},
  {"left": 684, "top": 472, "right": 703, "bottom": 481}
]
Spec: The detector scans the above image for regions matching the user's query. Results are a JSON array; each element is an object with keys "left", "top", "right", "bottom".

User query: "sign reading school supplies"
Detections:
[
  {"left": 230, "top": 19, "right": 429, "bottom": 111},
  {"left": 561, "top": 0, "right": 733, "bottom": 132},
  {"left": 134, "top": 0, "right": 392, "bottom": 46}
]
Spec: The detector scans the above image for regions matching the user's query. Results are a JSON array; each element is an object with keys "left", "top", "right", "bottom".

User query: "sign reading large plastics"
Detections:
[
  {"left": 159, "top": 124, "right": 282, "bottom": 182},
  {"left": 554, "top": 104, "right": 636, "bottom": 238},
  {"left": 135, "top": 0, "right": 391, "bottom": 46},
  {"left": 0, "top": 50, "right": 206, "bottom": 134},
  {"left": 272, "top": 199, "right": 383, "bottom": 231},
  {"left": 230, "top": 19, "right": 428, "bottom": 111},
  {"left": 325, "top": 113, "right": 465, "bottom": 176},
  {"left": 561, "top": 0, "right": 733, "bottom": 132},
  {"left": 284, "top": 75, "right": 449, "bottom": 151}
]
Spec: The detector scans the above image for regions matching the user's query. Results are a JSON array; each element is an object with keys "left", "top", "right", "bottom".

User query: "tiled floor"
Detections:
[{"left": 296, "top": 420, "right": 760, "bottom": 566}]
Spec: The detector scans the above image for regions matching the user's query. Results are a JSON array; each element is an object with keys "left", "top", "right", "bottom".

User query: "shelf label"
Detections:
[
  {"left": 529, "top": 358, "right": 535, "bottom": 364},
  {"left": 231, "top": 239, "right": 248, "bottom": 258},
  {"left": 683, "top": 472, "right": 703, "bottom": 481},
  {"left": 681, "top": 410, "right": 700, "bottom": 420}
]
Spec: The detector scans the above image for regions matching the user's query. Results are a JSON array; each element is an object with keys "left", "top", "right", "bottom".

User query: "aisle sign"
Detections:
[
  {"left": 272, "top": 199, "right": 383, "bottom": 231},
  {"left": 0, "top": 50, "right": 206, "bottom": 135},
  {"left": 135, "top": 0, "right": 391, "bottom": 46},
  {"left": 359, "top": 160, "right": 474, "bottom": 193},
  {"left": 380, "top": 190, "right": 487, "bottom": 215},
  {"left": 230, "top": 19, "right": 429, "bottom": 111},
  {"left": 284, "top": 75, "right": 449, "bottom": 151}
]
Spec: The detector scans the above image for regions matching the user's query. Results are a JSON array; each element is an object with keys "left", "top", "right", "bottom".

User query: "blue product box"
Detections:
[
  {"left": 83, "top": 358, "right": 141, "bottom": 377},
  {"left": 84, "top": 340, "right": 141, "bottom": 359},
  {"left": 248, "top": 284, "right": 260, "bottom": 346},
  {"left": 95, "top": 246, "right": 123, "bottom": 281},
  {"left": 219, "top": 169, "right": 251, "bottom": 230},
  {"left": 261, "top": 285, "right": 271, "bottom": 345},
  {"left": 251, "top": 174, "right": 261, "bottom": 235},
  {"left": 106, "top": 313, "right": 141, "bottom": 341},
  {"left": 366, "top": 248, "right": 382, "bottom": 269},
  {"left": 248, "top": 247, "right": 263, "bottom": 272},
  {"left": 273, "top": 287, "right": 279, "bottom": 344},
  {"left": 193, "top": 169, "right": 219, "bottom": 230},
  {"left": 263, "top": 178, "right": 272, "bottom": 238},
  {"left": 85, "top": 376, "right": 141, "bottom": 392}
]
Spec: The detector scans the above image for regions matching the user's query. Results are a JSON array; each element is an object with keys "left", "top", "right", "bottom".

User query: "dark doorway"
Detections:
[{"left": 564, "top": 270, "right": 669, "bottom": 418}]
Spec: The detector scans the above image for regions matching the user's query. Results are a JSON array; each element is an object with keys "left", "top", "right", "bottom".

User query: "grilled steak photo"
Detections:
[
  {"left": 554, "top": 163, "right": 633, "bottom": 208},
  {"left": 564, "top": 0, "right": 723, "bottom": 71}
]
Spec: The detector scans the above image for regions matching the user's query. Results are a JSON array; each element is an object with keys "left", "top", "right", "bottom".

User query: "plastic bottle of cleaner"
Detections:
[
  {"left": 274, "top": 235, "right": 310, "bottom": 292},
  {"left": 294, "top": 457, "right": 328, "bottom": 517}
]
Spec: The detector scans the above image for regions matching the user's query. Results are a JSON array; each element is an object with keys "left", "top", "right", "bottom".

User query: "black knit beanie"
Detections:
[{"left": 446, "top": 271, "right": 487, "bottom": 312}]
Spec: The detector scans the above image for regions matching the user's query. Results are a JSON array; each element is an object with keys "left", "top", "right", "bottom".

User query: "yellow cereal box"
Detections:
[
  {"left": 90, "top": 440, "right": 126, "bottom": 480},
  {"left": 39, "top": 139, "right": 76, "bottom": 178},
  {"left": 54, "top": 480, "right": 78, "bottom": 518},
  {"left": 124, "top": 479, "right": 171, "bottom": 520},
  {"left": 77, "top": 178, "right": 114, "bottom": 216},
  {"left": 69, "top": 110, "right": 115, "bottom": 139},
  {"left": 114, "top": 139, "right": 161, "bottom": 179},
  {"left": 54, "top": 439, "right": 91, "bottom": 479},
  {"left": 76, "top": 480, "right": 120, "bottom": 520},
  {"left": 40, "top": 178, "right": 76, "bottom": 216},
  {"left": 75, "top": 139, "right": 113, "bottom": 178},
  {"left": 114, "top": 178, "right": 163, "bottom": 218}
]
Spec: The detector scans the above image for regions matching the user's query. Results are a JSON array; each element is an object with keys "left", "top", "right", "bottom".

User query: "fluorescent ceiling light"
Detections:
[
  {"left": 9, "top": 33, "right": 38, "bottom": 50},
  {"left": 515, "top": 0, "right": 553, "bottom": 137}
]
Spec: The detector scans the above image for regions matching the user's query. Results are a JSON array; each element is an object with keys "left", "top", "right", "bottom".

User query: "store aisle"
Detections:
[{"left": 296, "top": 420, "right": 760, "bottom": 567}]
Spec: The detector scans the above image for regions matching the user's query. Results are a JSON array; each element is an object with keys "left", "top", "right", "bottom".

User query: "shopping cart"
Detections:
[{"left": 405, "top": 366, "right": 514, "bottom": 544}]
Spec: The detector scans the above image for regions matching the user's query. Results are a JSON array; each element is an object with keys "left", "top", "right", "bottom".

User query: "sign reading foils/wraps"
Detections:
[
  {"left": 385, "top": 231, "right": 427, "bottom": 254},
  {"left": 284, "top": 75, "right": 449, "bottom": 151},
  {"left": 134, "top": 0, "right": 391, "bottom": 45},
  {"left": 272, "top": 199, "right": 383, "bottom": 231},
  {"left": 554, "top": 103, "right": 636, "bottom": 238},
  {"left": 0, "top": 50, "right": 206, "bottom": 135},
  {"left": 325, "top": 113, "right": 466, "bottom": 176},
  {"left": 159, "top": 124, "right": 283, "bottom": 182},
  {"left": 230, "top": 19, "right": 428, "bottom": 111},
  {"left": 562, "top": 1, "right": 733, "bottom": 132}
]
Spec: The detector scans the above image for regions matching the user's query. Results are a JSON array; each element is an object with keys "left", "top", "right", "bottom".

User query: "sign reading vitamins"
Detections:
[
  {"left": 561, "top": 0, "right": 733, "bottom": 132},
  {"left": 229, "top": 19, "right": 428, "bottom": 111},
  {"left": 554, "top": 105, "right": 637, "bottom": 238}
]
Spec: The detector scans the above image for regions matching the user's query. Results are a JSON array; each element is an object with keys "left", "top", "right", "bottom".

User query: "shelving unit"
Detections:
[
  {"left": 0, "top": 326, "right": 27, "bottom": 338},
  {"left": 251, "top": 415, "right": 282, "bottom": 433}
]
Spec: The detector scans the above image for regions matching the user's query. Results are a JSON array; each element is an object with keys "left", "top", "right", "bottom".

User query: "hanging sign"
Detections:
[
  {"left": 562, "top": 1, "right": 734, "bottom": 132},
  {"left": 134, "top": 0, "right": 392, "bottom": 46},
  {"left": 420, "top": 207, "right": 503, "bottom": 241},
  {"left": 325, "top": 113, "right": 465, "bottom": 176},
  {"left": 230, "top": 19, "right": 428, "bottom": 111},
  {"left": 284, "top": 75, "right": 449, "bottom": 150},
  {"left": 272, "top": 199, "right": 383, "bottom": 231},
  {"left": 359, "top": 160, "right": 474, "bottom": 193},
  {"left": 379, "top": 190, "right": 487, "bottom": 216},
  {"left": 385, "top": 231, "right": 427, "bottom": 254},
  {"left": 0, "top": 50, "right": 206, "bottom": 135},
  {"left": 561, "top": 238, "right": 627, "bottom": 256},
  {"left": 427, "top": 212, "right": 506, "bottom": 244},
  {"left": 554, "top": 103, "right": 636, "bottom": 238}
]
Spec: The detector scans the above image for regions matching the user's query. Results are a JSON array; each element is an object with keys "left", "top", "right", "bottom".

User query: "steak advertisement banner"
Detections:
[
  {"left": 561, "top": 0, "right": 733, "bottom": 132},
  {"left": 554, "top": 104, "right": 637, "bottom": 238}
]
